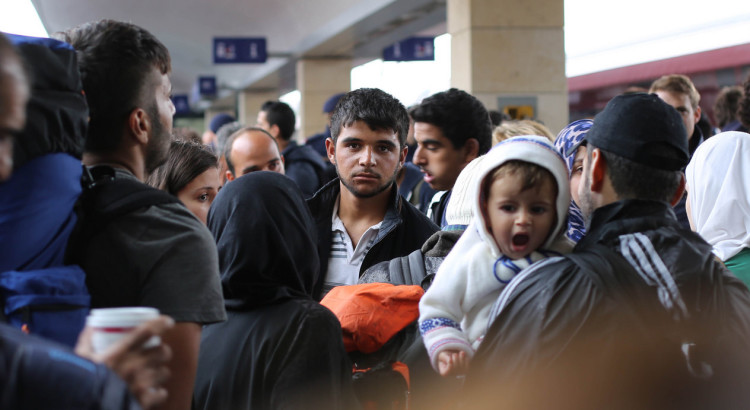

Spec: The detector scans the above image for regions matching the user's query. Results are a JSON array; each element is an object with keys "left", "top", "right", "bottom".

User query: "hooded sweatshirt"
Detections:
[
  {"left": 418, "top": 136, "right": 572, "bottom": 370},
  {"left": 194, "top": 172, "right": 356, "bottom": 410}
]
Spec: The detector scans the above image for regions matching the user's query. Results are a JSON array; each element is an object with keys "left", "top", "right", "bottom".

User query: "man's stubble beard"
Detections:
[
  {"left": 144, "top": 104, "right": 170, "bottom": 177},
  {"left": 336, "top": 157, "right": 401, "bottom": 199},
  {"left": 578, "top": 168, "right": 594, "bottom": 224}
]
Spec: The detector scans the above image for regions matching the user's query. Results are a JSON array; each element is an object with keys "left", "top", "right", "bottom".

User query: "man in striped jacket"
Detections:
[{"left": 464, "top": 93, "right": 750, "bottom": 409}]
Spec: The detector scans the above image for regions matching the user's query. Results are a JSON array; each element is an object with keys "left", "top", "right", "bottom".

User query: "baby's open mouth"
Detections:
[{"left": 512, "top": 234, "right": 529, "bottom": 246}]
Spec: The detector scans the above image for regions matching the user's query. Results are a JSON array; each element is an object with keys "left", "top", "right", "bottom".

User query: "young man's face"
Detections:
[
  {"left": 144, "top": 69, "right": 175, "bottom": 175},
  {"left": 327, "top": 120, "right": 405, "bottom": 198},
  {"left": 654, "top": 90, "right": 700, "bottom": 140},
  {"left": 255, "top": 110, "right": 276, "bottom": 138},
  {"left": 483, "top": 171, "right": 556, "bottom": 260},
  {"left": 413, "top": 122, "right": 473, "bottom": 191}
]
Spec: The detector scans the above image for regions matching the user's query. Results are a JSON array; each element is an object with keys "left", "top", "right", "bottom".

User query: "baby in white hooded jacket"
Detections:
[{"left": 419, "top": 136, "right": 573, "bottom": 377}]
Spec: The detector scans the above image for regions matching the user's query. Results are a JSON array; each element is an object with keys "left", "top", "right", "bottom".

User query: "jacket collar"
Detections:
[
  {"left": 577, "top": 199, "right": 681, "bottom": 249},
  {"left": 313, "top": 178, "right": 402, "bottom": 237}
]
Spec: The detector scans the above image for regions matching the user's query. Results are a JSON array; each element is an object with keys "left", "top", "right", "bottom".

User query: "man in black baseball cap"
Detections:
[
  {"left": 464, "top": 92, "right": 750, "bottom": 408},
  {"left": 569, "top": 92, "right": 689, "bottom": 218}
]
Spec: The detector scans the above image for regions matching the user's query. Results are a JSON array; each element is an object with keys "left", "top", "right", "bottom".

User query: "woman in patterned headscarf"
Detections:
[{"left": 553, "top": 119, "right": 592, "bottom": 243}]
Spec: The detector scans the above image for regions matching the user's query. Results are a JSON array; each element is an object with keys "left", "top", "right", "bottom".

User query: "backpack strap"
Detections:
[
  {"left": 388, "top": 250, "right": 427, "bottom": 286},
  {"left": 407, "top": 250, "right": 427, "bottom": 286},
  {"left": 65, "top": 165, "right": 179, "bottom": 265}
]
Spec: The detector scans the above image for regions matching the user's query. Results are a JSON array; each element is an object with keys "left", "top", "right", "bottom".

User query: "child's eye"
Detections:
[
  {"left": 531, "top": 206, "right": 548, "bottom": 214},
  {"left": 501, "top": 205, "right": 516, "bottom": 212}
]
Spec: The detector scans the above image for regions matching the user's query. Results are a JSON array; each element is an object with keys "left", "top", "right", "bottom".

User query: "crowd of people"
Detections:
[{"left": 3, "top": 18, "right": 750, "bottom": 410}]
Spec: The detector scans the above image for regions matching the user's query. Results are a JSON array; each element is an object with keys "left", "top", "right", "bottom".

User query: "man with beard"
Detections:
[
  {"left": 56, "top": 20, "right": 226, "bottom": 410},
  {"left": 463, "top": 93, "right": 750, "bottom": 409},
  {"left": 307, "top": 88, "right": 437, "bottom": 300}
]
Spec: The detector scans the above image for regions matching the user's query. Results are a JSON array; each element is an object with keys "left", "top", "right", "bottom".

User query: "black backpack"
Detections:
[
  {"left": 1, "top": 166, "right": 179, "bottom": 348},
  {"left": 66, "top": 165, "right": 180, "bottom": 264},
  {"left": 564, "top": 244, "right": 747, "bottom": 408}
]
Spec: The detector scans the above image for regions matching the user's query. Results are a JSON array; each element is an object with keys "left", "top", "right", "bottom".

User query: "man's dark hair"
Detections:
[
  {"left": 224, "top": 126, "right": 277, "bottom": 175},
  {"left": 411, "top": 88, "right": 492, "bottom": 155},
  {"left": 713, "top": 85, "right": 743, "bottom": 129},
  {"left": 330, "top": 88, "right": 409, "bottom": 148},
  {"left": 54, "top": 20, "right": 171, "bottom": 153},
  {"left": 739, "top": 75, "right": 750, "bottom": 130},
  {"left": 147, "top": 140, "right": 218, "bottom": 195},
  {"left": 488, "top": 110, "right": 509, "bottom": 127},
  {"left": 260, "top": 101, "right": 295, "bottom": 141},
  {"left": 590, "top": 144, "right": 682, "bottom": 203}
]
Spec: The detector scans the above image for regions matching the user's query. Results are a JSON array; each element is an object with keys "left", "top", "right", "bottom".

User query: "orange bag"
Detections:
[{"left": 320, "top": 283, "right": 424, "bottom": 353}]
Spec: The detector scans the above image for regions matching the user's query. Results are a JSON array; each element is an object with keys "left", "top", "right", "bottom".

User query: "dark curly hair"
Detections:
[
  {"left": 330, "top": 88, "right": 409, "bottom": 147},
  {"left": 410, "top": 88, "right": 492, "bottom": 155},
  {"left": 54, "top": 20, "right": 171, "bottom": 153},
  {"left": 714, "top": 85, "right": 743, "bottom": 129}
]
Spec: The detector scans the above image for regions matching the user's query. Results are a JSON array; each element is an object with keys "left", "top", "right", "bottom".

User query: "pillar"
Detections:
[
  {"left": 296, "top": 58, "right": 351, "bottom": 141},
  {"left": 237, "top": 89, "right": 279, "bottom": 127},
  {"left": 448, "top": 0, "right": 568, "bottom": 133}
]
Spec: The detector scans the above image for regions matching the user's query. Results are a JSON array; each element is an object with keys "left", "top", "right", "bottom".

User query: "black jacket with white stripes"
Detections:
[{"left": 464, "top": 199, "right": 750, "bottom": 409}]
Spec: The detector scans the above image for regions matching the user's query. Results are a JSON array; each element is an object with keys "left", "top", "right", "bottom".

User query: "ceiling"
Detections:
[{"left": 32, "top": 0, "right": 447, "bottom": 110}]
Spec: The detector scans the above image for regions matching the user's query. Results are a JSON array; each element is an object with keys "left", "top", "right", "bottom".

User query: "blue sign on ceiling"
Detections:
[
  {"left": 171, "top": 95, "right": 190, "bottom": 114},
  {"left": 198, "top": 76, "right": 217, "bottom": 97},
  {"left": 383, "top": 37, "right": 435, "bottom": 62},
  {"left": 213, "top": 37, "right": 267, "bottom": 63}
]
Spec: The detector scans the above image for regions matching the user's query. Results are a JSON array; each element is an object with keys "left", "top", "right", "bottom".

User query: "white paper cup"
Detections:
[{"left": 87, "top": 307, "right": 161, "bottom": 353}]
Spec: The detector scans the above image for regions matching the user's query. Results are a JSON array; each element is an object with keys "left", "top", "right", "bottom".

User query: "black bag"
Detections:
[
  {"left": 66, "top": 165, "right": 179, "bottom": 265},
  {"left": 563, "top": 244, "right": 737, "bottom": 409}
]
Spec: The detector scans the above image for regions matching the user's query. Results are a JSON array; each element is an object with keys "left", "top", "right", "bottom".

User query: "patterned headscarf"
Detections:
[{"left": 554, "top": 119, "right": 593, "bottom": 243}]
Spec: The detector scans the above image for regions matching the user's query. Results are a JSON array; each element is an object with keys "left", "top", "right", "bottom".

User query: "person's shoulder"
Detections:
[
  {"left": 287, "top": 298, "right": 343, "bottom": 333},
  {"left": 306, "top": 178, "right": 338, "bottom": 211},
  {"left": 285, "top": 144, "right": 325, "bottom": 165},
  {"left": 491, "top": 255, "right": 597, "bottom": 316},
  {"left": 305, "top": 133, "right": 326, "bottom": 143},
  {"left": 398, "top": 195, "right": 438, "bottom": 232},
  {"left": 132, "top": 200, "right": 208, "bottom": 234}
]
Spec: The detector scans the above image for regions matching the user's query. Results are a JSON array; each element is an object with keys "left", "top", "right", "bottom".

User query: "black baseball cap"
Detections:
[{"left": 566, "top": 93, "right": 689, "bottom": 171}]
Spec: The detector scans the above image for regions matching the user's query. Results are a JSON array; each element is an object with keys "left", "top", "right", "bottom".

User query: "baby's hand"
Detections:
[{"left": 437, "top": 349, "right": 469, "bottom": 377}]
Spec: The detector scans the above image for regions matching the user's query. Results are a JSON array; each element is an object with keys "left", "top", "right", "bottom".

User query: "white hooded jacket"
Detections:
[{"left": 418, "top": 136, "right": 573, "bottom": 371}]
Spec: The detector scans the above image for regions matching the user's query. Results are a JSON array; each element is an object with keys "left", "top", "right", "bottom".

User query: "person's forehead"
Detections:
[
  {"left": 147, "top": 67, "right": 171, "bottom": 91},
  {"left": 238, "top": 130, "right": 277, "bottom": 151},
  {"left": 339, "top": 120, "right": 398, "bottom": 141},
  {"left": 655, "top": 90, "right": 691, "bottom": 107},
  {"left": 413, "top": 121, "right": 449, "bottom": 141}
]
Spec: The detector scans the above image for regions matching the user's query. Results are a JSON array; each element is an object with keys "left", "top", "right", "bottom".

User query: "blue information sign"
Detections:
[
  {"left": 213, "top": 37, "right": 267, "bottom": 63},
  {"left": 198, "top": 76, "right": 217, "bottom": 97},
  {"left": 383, "top": 37, "right": 435, "bottom": 62},
  {"left": 171, "top": 94, "right": 190, "bottom": 114}
]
